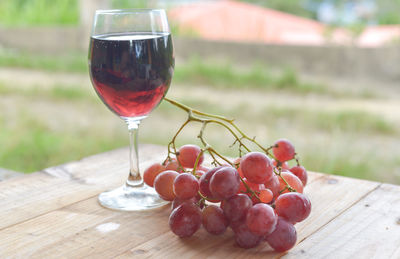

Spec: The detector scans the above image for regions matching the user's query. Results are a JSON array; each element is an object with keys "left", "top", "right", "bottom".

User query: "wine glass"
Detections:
[{"left": 88, "top": 9, "right": 174, "bottom": 211}]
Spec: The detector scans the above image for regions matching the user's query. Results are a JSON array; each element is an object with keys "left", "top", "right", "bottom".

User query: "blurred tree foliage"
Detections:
[
  {"left": 242, "top": 0, "right": 400, "bottom": 25},
  {"left": 0, "top": 0, "right": 79, "bottom": 26},
  {"left": 375, "top": 0, "right": 400, "bottom": 25},
  {"left": 111, "top": 0, "right": 149, "bottom": 9}
]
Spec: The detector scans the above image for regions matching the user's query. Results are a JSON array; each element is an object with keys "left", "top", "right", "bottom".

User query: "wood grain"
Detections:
[
  {"left": 0, "top": 145, "right": 166, "bottom": 230},
  {"left": 0, "top": 172, "right": 324, "bottom": 258},
  {"left": 0, "top": 198, "right": 171, "bottom": 258},
  {"left": 284, "top": 183, "right": 400, "bottom": 259},
  {"left": 0, "top": 144, "right": 397, "bottom": 259},
  {"left": 114, "top": 174, "right": 379, "bottom": 258}
]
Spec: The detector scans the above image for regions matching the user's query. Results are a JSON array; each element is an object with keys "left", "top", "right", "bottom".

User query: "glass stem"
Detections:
[{"left": 126, "top": 120, "right": 143, "bottom": 187}]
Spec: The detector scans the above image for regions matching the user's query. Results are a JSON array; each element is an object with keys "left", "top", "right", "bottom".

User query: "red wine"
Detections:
[{"left": 89, "top": 33, "right": 174, "bottom": 118}]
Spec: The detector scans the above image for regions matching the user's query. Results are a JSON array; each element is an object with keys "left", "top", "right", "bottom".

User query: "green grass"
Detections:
[
  {"left": 0, "top": 112, "right": 126, "bottom": 173},
  {"left": 0, "top": 82, "right": 95, "bottom": 101},
  {"left": 0, "top": 49, "right": 377, "bottom": 98},
  {"left": 0, "top": 0, "right": 79, "bottom": 26},
  {"left": 300, "top": 145, "right": 383, "bottom": 182},
  {"left": 176, "top": 97, "right": 397, "bottom": 136},
  {"left": 262, "top": 107, "right": 397, "bottom": 136},
  {"left": 0, "top": 50, "right": 397, "bottom": 182},
  {"left": 173, "top": 57, "right": 327, "bottom": 95},
  {"left": 148, "top": 100, "right": 400, "bottom": 183},
  {"left": 0, "top": 83, "right": 398, "bottom": 184},
  {"left": 0, "top": 49, "right": 87, "bottom": 72}
]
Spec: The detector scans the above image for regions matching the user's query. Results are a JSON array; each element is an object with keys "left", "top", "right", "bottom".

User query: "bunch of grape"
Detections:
[{"left": 143, "top": 139, "right": 311, "bottom": 252}]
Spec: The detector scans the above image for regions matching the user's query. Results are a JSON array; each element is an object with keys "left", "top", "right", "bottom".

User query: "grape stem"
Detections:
[
  {"left": 239, "top": 177, "right": 261, "bottom": 201},
  {"left": 164, "top": 97, "right": 299, "bottom": 197}
]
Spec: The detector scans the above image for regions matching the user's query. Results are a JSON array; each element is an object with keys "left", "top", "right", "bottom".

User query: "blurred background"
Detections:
[{"left": 0, "top": 0, "right": 399, "bottom": 184}]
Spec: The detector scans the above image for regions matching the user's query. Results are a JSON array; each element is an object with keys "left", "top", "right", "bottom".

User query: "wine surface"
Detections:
[{"left": 89, "top": 32, "right": 174, "bottom": 118}]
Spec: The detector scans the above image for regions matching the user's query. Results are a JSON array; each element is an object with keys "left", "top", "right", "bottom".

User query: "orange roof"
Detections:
[
  {"left": 169, "top": 0, "right": 326, "bottom": 45},
  {"left": 169, "top": 0, "right": 400, "bottom": 47},
  {"left": 357, "top": 25, "right": 400, "bottom": 47}
]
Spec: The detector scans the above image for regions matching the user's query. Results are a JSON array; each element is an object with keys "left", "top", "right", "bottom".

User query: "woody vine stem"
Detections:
[{"left": 163, "top": 97, "right": 299, "bottom": 201}]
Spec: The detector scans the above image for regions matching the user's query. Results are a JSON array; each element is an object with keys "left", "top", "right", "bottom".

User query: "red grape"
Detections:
[
  {"left": 154, "top": 170, "right": 179, "bottom": 201},
  {"left": 202, "top": 205, "right": 228, "bottom": 235},
  {"left": 165, "top": 158, "right": 184, "bottom": 173},
  {"left": 259, "top": 189, "right": 273, "bottom": 203},
  {"left": 265, "top": 217, "right": 297, "bottom": 252},
  {"left": 272, "top": 159, "right": 289, "bottom": 170},
  {"left": 173, "top": 173, "right": 199, "bottom": 200},
  {"left": 222, "top": 193, "right": 253, "bottom": 223},
  {"left": 278, "top": 171, "right": 304, "bottom": 194},
  {"left": 177, "top": 144, "right": 204, "bottom": 168},
  {"left": 275, "top": 192, "right": 311, "bottom": 223},
  {"left": 289, "top": 165, "right": 308, "bottom": 186},
  {"left": 232, "top": 220, "right": 263, "bottom": 248},
  {"left": 264, "top": 174, "right": 280, "bottom": 199},
  {"left": 199, "top": 166, "right": 224, "bottom": 202},
  {"left": 143, "top": 162, "right": 165, "bottom": 187},
  {"left": 209, "top": 166, "right": 240, "bottom": 200},
  {"left": 272, "top": 139, "right": 295, "bottom": 162},
  {"left": 246, "top": 203, "right": 277, "bottom": 236},
  {"left": 169, "top": 202, "right": 202, "bottom": 238},
  {"left": 238, "top": 178, "right": 264, "bottom": 204},
  {"left": 240, "top": 152, "right": 273, "bottom": 184}
]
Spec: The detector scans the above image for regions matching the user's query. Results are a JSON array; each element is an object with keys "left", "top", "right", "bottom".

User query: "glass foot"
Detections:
[{"left": 98, "top": 184, "right": 168, "bottom": 211}]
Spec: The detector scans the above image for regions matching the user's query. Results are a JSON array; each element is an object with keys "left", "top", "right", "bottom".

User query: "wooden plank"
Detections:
[
  {"left": 0, "top": 171, "right": 322, "bottom": 259},
  {"left": 284, "top": 183, "right": 400, "bottom": 259},
  {"left": 0, "top": 167, "right": 23, "bottom": 181},
  {"left": 0, "top": 173, "right": 321, "bottom": 258},
  {"left": 114, "top": 174, "right": 380, "bottom": 258},
  {"left": 295, "top": 174, "right": 381, "bottom": 241},
  {"left": 0, "top": 197, "right": 171, "bottom": 259},
  {"left": 0, "top": 143, "right": 319, "bottom": 231},
  {"left": 0, "top": 145, "right": 167, "bottom": 230},
  {"left": 0, "top": 143, "right": 386, "bottom": 258}
]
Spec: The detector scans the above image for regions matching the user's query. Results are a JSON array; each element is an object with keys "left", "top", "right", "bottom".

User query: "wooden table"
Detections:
[{"left": 1, "top": 144, "right": 399, "bottom": 258}]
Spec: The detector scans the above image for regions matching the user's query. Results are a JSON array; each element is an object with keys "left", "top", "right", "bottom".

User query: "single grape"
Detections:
[
  {"left": 209, "top": 166, "right": 240, "bottom": 200},
  {"left": 246, "top": 203, "right": 277, "bottom": 236},
  {"left": 202, "top": 205, "right": 229, "bottom": 235},
  {"left": 222, "top": 193, "right": 253, "bottom": 222},
  {"left": 264, "top": 174, "right": 280, "bottom": 199},
  {"left": 154, "top": 170, "right": 179, "bottom": 201},
  {"left": 143, "top": 162, "right": 165, "bottom": 187},
  {"left": 177, "top": 144, "right": 204, "bottom": 168},
  {"left": 240, "top": 152, "right": 273, "bottom": 184},
  {"left": 169, "top": 202, "right": 202, "bottom": 238},
  {"left": 272, "top": 159, "right": 289, "bottom": 170},
  {"left": 265, "top": 217, "right": 297, "bottom": 252},
  {"left": 232, "top": 220, "right": 263, "bottom": 248},
  {"left": 278, "top": 171, "right": 304, "bottom": 194},
  {"left": 165, "top": 158, "right": 184, "bottom": 173},
  {"left": 238, "top": 178, "right": 264, "bottom": 204},
  {"left": 275, "top": 192, "right": 311, "bottom": 223},
  {"left": 289, "top": 165, "right": 308, "bottom": 186},
  {"left": 259, "top": 189, "right": 273, "bottom": 203},
  {"left": 199, "top": 166, "right": 224, "bottom": 202},
  {"left": 272, "top": 139, "right": 295, "bottom": 162},
  {"left": 173, "top": 173, "right": 199, "bottom": 200}
]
